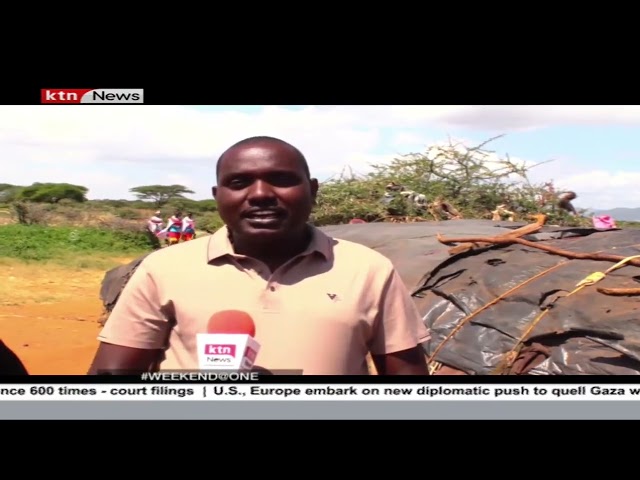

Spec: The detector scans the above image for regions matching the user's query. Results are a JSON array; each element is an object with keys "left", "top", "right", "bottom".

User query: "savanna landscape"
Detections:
[{"left": 2, "top": 137, "right": 635, "bottom": 375}]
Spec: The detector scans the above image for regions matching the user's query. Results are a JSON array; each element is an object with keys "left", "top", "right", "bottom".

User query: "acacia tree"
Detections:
[
  {"left": 129, "top": 184, "right": 195, "bottom": 207},
  {"left": 15, "top": 182, "right": 88, "bottom": 203}
]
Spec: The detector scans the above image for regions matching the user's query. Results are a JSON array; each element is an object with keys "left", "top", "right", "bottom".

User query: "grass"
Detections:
[{"left": 0, "top": 224, "right": 153, "bottom": 264}]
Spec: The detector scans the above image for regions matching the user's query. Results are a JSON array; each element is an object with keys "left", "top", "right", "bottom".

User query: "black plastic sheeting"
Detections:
[
  {"left": 100, "top": 253, "right": 150, "bottom": 308},
  {"left": 98, "top": 253, "right": 152, "bottom": 325},
  {"left": 410, "top": 224, "right": 640, "bottom": 375}
]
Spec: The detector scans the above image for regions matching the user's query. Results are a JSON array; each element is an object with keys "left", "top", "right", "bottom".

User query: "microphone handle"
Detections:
[{"left": 250, "top": 366, "right": 274, "bottom": 375}]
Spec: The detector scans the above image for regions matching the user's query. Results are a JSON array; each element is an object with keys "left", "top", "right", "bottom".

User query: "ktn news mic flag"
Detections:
[{"left": 197, "top": 310, "right": 260, "bottom": 371}]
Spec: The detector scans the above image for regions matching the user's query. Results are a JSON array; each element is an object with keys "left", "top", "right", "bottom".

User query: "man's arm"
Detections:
[
  {"left": 372, "top": 346, "right": 428, "bottom": 375},
  {"left": 369, "top": 265, "right": 430, "bottom": 375},
  {"left": 87, "top": 344, "right": 162, "bottom": 375},
  {"left": 87, "top": 262, "right": 171, "bottom": 375}
]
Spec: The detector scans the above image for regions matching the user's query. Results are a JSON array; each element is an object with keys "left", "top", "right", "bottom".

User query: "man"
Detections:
[
  {"left": 558, "top": 191, "right": 578, "bottom": 216},
  {"left": 147, "top": 211, "right": 164, "bottom": 235},
  {"left": 88, "top": 136, "right": 430, "bottom": 375},
  {"left": 145, "top": 210, "right": 164, "bottom": 250}
]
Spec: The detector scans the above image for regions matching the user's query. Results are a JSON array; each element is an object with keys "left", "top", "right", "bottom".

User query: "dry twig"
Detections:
[
  {"left": 447, "top": 214, "right": 547, "bottom": 255},
  {"left": 597, "top": 287, "right": 640, "bottom": 296},
  {"left": 437, "top": 227, "right": 640, "bottom": 268}
]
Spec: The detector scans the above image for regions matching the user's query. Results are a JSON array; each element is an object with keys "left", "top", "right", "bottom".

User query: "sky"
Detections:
[{"left": 1, "top": 104, "right": 640, "bottom": 211}]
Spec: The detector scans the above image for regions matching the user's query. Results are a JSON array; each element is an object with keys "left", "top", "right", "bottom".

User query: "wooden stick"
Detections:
[
  {"left": 437, "top": 232, "right": 640, "bottom": 268},
  {"left": 447, "top": 214, "right": 547, "bottom": 255},
  {"left": 597, "top": 287, "right": 640, "bottom": 296}
]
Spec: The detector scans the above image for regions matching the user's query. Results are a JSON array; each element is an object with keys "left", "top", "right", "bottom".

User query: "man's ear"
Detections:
[
  {"left": 310, "top": 178, "right": 319, "bottom": 203},
  {"left": 211, "top": 186, "right": 218, "bottom": 199}
]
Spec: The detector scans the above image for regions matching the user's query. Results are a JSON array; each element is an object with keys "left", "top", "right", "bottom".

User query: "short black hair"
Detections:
[{"left": 216, "top": 136, "right": 311, "bottom": 179}]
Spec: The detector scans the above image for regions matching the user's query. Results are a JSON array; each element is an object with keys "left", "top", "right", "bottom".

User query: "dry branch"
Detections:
[
  {"left": 446, "top": 214, "right": 547, "bottom": 255},
  {"left": 437, "top": 227, "right": 640, "bottom": 268},
  {"left": 597, "top": 287, "right": 640, "bottom": 296}
]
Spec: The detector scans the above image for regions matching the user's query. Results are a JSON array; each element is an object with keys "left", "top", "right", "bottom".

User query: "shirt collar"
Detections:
[{"left": 206, "top": 224, "right": 332, "bottom": 262}]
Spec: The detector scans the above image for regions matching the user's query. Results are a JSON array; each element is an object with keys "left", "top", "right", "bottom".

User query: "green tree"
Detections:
[
  {"left": 16, "top": 182, "right": 88, "bottom": 203},
  {"left": 0, "top": 183, "right": 23, "bottom": 202},
  {"left": 129, "top": 184, "right": 195, "bottom": 207}
]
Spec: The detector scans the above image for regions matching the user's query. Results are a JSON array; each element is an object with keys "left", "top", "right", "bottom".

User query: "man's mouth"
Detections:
[
  {"left": 242, "top": 209, "right": 286, "bottom": 225},
  {"left": 244, "top": 209, "right": 284, "bottom": 218}
]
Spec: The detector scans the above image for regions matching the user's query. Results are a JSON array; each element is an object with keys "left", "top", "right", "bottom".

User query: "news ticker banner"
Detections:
[
  {"left": 2, "top": 383, "right": 640, "bottom": 401},
  {"left": 40, "top": 88, "right": 144, "bottom": 104}
]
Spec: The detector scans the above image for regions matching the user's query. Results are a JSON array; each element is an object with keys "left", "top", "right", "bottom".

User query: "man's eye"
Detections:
[
  {"left": 228, "top": 178, "right": 250, "bottom": 188},
  {"left": 268, "top": 173, "right": 300, "bottom": 187}
]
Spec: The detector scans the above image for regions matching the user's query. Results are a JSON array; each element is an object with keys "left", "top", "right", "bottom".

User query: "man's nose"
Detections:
[{"left": 247, "top": 180, "right": 276, "bottom": 202}]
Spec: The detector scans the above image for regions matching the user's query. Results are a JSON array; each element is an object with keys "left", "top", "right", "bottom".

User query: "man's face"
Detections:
[{"left": 212, "top": 142, "right": 318, "bottom": 241}]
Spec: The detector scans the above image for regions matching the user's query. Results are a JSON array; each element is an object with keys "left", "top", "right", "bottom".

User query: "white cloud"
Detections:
[
  {"left": 383, "top": 105, "right": 640, "bottom": 131},
  {"left": 0, "top": 105, "right": 638, "bottom": 209}
]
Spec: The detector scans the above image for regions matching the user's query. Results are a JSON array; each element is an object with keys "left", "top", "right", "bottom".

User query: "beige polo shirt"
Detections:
[{"left": 98, "top": 225, "right": 430, "bottom": 375}]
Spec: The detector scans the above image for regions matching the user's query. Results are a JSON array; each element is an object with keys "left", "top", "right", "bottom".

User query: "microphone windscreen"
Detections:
[{"left": 207, "top": 310, "right": 256, "bottom": 337}]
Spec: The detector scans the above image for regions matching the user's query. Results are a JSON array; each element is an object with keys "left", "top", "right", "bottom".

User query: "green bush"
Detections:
[{"left": 0, "top": 225, "right": 154, "bottom": 261}]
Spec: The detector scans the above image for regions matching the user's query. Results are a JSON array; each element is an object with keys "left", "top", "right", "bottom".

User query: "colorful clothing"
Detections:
[
  {"left": 181, "top": 216, "right": 195, "bottom": 241},
  {"left": 158, "top": 216, "right": 183, "bottom": 245}
]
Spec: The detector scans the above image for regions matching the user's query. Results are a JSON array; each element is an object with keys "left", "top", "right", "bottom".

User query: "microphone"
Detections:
[{"left": 196, "top": 310, "right": 261, "bottom": 371}]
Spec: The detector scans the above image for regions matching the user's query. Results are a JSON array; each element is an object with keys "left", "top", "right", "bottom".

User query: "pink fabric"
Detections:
[{"left": 592, "top": 215, "right": 616, "bottom": 229}]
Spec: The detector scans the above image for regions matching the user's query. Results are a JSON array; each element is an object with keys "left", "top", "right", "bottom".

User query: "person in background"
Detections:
[
  {"left": 147, "top": 211, "right": 164, "bottom": 234},
  {"left": 157, "top": 211, "right": 183, "bottom": 246},
  {"left": 181, "top": 212, "right": 196, "bottom": 241},
  {"left": 558, "top": 191, "right": 578, "bottom": 216},
  {"left": 145, "top": 210, "right": 165, "bottom": 249},
  {"left": 88, "top": 136, "right": 430, "bottom": 376},
  {"left": 148, "top": 210, "right": 163, "bottom": 232}
]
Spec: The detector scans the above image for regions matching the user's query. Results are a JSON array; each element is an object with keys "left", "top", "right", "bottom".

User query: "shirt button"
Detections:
[{"left": 269, "top": 286, "right": 276, "bottom": 292}]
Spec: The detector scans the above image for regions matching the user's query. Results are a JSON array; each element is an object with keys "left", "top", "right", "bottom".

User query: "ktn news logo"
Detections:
[{"left": 40, "top": 88, "right": 144, "bottom": 104}]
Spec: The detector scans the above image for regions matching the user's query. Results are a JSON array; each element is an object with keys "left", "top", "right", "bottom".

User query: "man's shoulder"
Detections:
[{"left": 141, "top": 236, "right": 211, "bottom": 269}]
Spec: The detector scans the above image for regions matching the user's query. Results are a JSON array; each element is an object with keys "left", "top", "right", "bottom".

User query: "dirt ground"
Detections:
[{"left": 0, "top": 257, "right": 135, "bottom": 375}]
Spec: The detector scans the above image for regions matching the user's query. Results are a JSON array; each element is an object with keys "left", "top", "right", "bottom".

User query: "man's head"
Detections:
[{"left": 212, "top": 136, "right": 319, "bottom": 244}]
